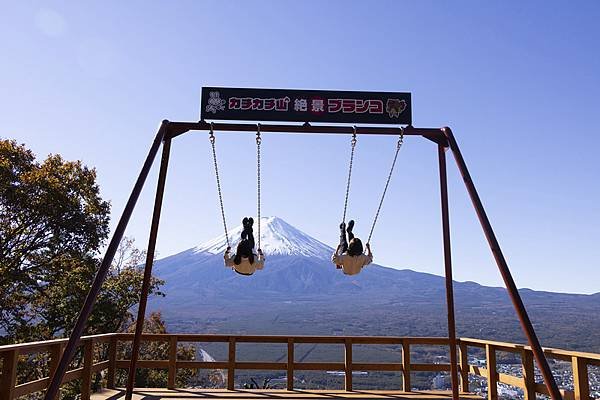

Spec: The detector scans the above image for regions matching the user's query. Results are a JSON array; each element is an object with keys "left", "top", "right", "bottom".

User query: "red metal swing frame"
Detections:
[{"left": 42, "top": 121, "right": 564, "bottom": 400}]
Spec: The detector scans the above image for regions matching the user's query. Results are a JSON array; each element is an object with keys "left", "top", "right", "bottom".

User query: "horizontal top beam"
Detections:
[
  {"left": 460, "top": 337, "right": 600, "bottom": 363},
  {"left": 0, "top": 333, "right": 115, "bottom": 353},
  {"left": 166, "top": 120, "right": 448, "bottom": 145},
  {"left": 3, "top": 333, "right": 600, "bottom": 364}
]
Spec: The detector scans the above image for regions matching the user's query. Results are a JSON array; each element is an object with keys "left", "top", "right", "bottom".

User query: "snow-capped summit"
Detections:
[{"left": 193, "top": 216, "right": 333, "bottom": 258}]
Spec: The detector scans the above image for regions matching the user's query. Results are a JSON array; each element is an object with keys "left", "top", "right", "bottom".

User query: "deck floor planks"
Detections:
[{"left": 91, "top": 388, "right": 480, "bottom": 400}]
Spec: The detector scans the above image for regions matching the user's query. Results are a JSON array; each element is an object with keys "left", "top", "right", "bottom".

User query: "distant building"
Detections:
[{"left": 432, "top": 374, "right": 447, "bottom": 390}]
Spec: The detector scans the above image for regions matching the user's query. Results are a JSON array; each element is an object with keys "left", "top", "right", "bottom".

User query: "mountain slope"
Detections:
[{"left": 149, "top": 217, "right": 600, "bottom": 352}]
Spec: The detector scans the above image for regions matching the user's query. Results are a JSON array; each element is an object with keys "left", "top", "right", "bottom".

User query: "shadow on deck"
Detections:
[{"left": 92, "top": 388, "right": 481, "bottom": 400}]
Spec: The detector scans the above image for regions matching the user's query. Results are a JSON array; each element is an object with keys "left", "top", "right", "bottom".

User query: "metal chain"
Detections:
[
  {"left": 342, "top": 127, "right": 358, "bottom": 224},
  {"left": 367, "top": 127, "right": 404, "bottom": 244},
  {"left": 209, "top": 123, "right": 230, "bottom": 248},
  {"left": 256, "top": 124, "right": 262, "bottom": 250}
]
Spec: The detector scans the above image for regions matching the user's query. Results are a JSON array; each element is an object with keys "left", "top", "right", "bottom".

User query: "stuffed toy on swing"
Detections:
[
  {"left": 208, "top": 123, "right": 265, "bottom": 276},
  {"left": 332, "top": 127, "right": 405, "bottom": 276}
]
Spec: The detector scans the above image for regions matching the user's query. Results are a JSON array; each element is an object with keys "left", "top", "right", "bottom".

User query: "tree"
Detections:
[
  {"left": 38, "top": 237, "right": 165, "bottom": 338},
  {"left": 1, "top": 139, "right": 170, "bottom": 397},
  {"left": 0, "top": 139, "right": 164, "bottom": 342},
  {"left": 117, "top": 312, "right": 196, "bottom": 388},
  {"left": 0, "top": 139, "right": 110, "bottom": 341}
]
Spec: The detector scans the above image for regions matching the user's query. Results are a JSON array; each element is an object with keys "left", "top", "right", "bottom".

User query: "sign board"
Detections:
[{"left": 201, "top": 87, "right": 411, "bottom": 125}]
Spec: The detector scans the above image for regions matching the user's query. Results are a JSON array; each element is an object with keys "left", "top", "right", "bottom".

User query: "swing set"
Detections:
[
  {"left": 209, "top": 120, "right": 404, "bottom": 273},
  {"left": 43, "top": 87, "right": 564, "bottom": 400}
]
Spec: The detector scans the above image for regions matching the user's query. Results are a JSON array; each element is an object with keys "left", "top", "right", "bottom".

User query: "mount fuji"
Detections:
[
  {"left": 148, "top": 217, "right": 600, "bottom": 350},
  {"left": 190, "top": 216, "right": 331, "bottom": 258},
  {"left": 150, "top": 216, "right": 409, "bottom": 299}
]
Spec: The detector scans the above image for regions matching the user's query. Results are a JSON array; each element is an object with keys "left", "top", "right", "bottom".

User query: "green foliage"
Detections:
[
  {"left": 0, "top": 140, "right": 165, "bottom": 342},
  {"left": 0, "top": 139, "right": 111, "bottom": 341},
  {"left": 117, "top": 312, "right": 196, "bottom": 388},
  {"left": 0, "top": 139, "right": 175, "bottom": 395},
  {"left": 38, "top": 241, "right": 165, "bottom": 339}
]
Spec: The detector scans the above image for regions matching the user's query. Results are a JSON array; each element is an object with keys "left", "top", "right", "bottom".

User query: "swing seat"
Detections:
[
  {"left": 210, "top": 123, "right": 264, "bottom": 277},
  {"left": 336, "top": 128, "right": 404, "bottom": 257}
]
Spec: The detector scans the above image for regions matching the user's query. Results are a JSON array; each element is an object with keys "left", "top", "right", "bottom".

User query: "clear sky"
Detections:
[{"left": 2, "top": 1, "right": 599, "bottom": 294}]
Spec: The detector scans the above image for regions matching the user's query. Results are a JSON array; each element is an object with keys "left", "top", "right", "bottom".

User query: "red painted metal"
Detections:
[
  {"left": 41, "top": 117, "right": 561, "bottom": 400},
  {"left": 43, "top": 121, "right": 168, "bottom": 400},
  {"left": 125, "top": 136, "right": 172, "bottom": 400},
  {"left": 442, "top": 127, "right": 563, "bottom": 400},
  {"left": 438, "top": 144, "right": 460, "bottom": 400},
  {"left": 166, "top": 121, "right": 447, "bottom": 145}
]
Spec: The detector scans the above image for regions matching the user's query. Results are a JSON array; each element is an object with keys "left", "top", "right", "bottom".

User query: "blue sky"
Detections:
[{"left": 2, "top": 1, "right": 599, "bottom": 294}]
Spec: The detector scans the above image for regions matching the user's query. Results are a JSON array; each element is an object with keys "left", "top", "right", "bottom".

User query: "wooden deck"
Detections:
[
  {"left": 3, "top": 334, "right": 599, "bottom": 400},
  {"left": 91, "top": 388, "right": 481, "bottom": 400}
]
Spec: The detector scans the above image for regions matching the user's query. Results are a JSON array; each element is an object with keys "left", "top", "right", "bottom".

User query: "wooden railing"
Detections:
[
  {"left": 0, "top": 333, "right": 454, "bottom": 398},
  {"left": 1, "top": 334, "right": 599, "bottom": 399},
  {"left": 0, "top": 333, "right": 115, "bottom": 400},
  {"left": 458, "top": 337, "right": 600, "bottom": 400},
  {"left": 109, "top": 334, "right": 453, "bottom": 392}
]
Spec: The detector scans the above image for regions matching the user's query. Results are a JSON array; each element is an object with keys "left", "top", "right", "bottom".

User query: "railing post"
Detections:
[
  {"left": 48, "top": 343, "right": 64, "bottom": 400},
  {"left": 485, "top": 344, "right": 497, "bottom": 400},
  {"left": 168, "top": 336, "right": 177, "bottom": 389},
  {"left": 522, "top": 349, "right": 536, "bottom": 400},
  {"left": 344, "top": 338, "right": 352, "bottom": 391},
  {"left": 287, "top": 338, "right": 294, "bottom": 391},
  {"left": 402, "top": 340, "right": 411, "bottom": 392},
  {"left": 107, "top": 337, "right": 117, "bottom": 389},
  {"left": 572, "top": 356, "right": 589, "bottom": 400},
  {"left": 82, "top": 340, "right": 93, "bottom": 400},
  {"left": 227, "top": 337, "right": 236, "bottom": 390},
  {"left": 0, "top": 349, "right": 18, "bottom": 400},
  {"left": 458, "top": 340, "right": 469, "bottom": 393}
]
